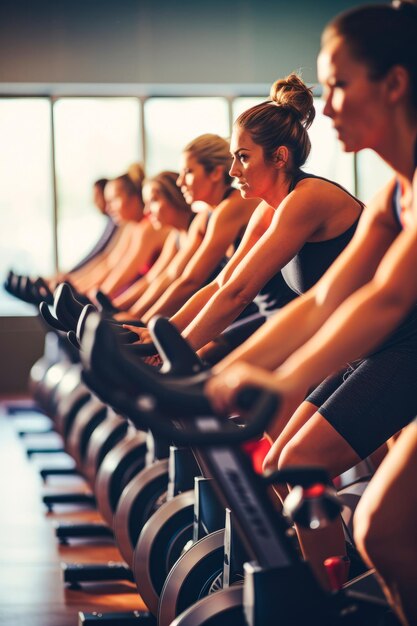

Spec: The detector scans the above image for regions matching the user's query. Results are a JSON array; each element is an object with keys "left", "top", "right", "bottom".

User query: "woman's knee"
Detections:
[
  {"left": 261, "top": 438, "right": 305, "bottom": 474},
  {"left": 353, "top": 499, "right": 375, "bottom": 561},
  {"left": 262, "top": 445, "right": 282, "bottom": 474},
  {"left": 353, "top": 494, "right": 391, "bottom": 566},
  {"left": 277, "top": 439, "right": 311, "bottom": 471}
]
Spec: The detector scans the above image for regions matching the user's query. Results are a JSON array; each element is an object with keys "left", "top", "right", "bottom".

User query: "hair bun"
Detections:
[
  {"left": 127, "top": 162, "right": 146, "bottom": 192},
  {"left": 270, "top": 73, "right": 315, "bottom": 129}
]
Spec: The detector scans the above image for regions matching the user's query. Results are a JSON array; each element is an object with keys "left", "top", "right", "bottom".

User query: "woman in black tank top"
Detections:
[
  {"left": 206, "top": 3, "right": 417, "bottom": 619},
  {"left": 168, "top": 74, "right": 362, "bottom": 355}
]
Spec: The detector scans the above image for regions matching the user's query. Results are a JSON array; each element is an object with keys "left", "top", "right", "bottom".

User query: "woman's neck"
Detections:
[
  {"left": 262, "top": 171, "right": 294, "bottom": 209},
  {"left": 175, "top": 212, "right": 193, "bottom": 231},
  {"left": 373, "top": 114, "right": 417, "bottom": 183},
  {"left": 133, "top": 203, "right": 145, "bottom": 222},
  {"left": 205, "top": 182, "right": 231, "bottom": 208}
]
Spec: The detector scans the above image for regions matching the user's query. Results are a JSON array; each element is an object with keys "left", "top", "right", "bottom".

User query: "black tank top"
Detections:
[
  {"left": 256, "top": 171, "right": 362, "bottom": 317},
  {"left": 204, "top": 186, "right": 237, "bottom": 283},
  {"left": 255, "top": 271, "right": 298, "bottom": 317},
  {"left": 281, "top": 171, "right": 362, "bottom": 295}
]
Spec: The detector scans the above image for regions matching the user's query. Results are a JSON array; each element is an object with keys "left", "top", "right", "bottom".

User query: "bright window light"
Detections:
[
  {"left": 1, "top": 91, "right": 371, "bottom": 317},
  {"left": 54, "top": 97, "right": 142, "bottom": 270},
  {"left": 0, "top": 98, "right": 54, "bottom": 315},
  {"left": 232, "top": 97, "right": 266, "bottom": 121},
  {"left": 144, "top": 97, "right": 230, "bottom": 176},
  {"left": 356, "top": 150, "right": 394, "bottom": 204},
  {"left": 306, "top": 98, "right": 355, "bottom": 193}
]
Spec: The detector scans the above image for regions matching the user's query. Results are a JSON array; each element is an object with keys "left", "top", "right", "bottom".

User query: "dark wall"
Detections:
[
  {"left": 0, "top": 317, "right": 46, "bottom": 395},
  {"left": 0, "top": 0, "right": 371, "bottom": 86}
]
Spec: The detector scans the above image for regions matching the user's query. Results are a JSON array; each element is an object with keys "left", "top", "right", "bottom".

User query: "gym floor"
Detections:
[{"left": 0, "top": 398, "right": 147, "bottom": 626}]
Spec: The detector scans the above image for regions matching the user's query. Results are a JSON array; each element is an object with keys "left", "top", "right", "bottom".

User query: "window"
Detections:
[
  {"left": 54, "top": 97, "right": 142, "bottom": 271},
  {"left": 356, "top": 149, "right": 394, "bottom": 204},
  {"left": 144, "top": 97, "right": 230, "bottom": 175},
  {"left": 1, "top": 90, "right": 375, "bottom": 316},
  {"left": 0, "top": 98, "right": 54, "bottom": 315},
  {"left": 232, "top": 97, "right": 265, "bottom": 121},
  {"left": 306, "top": 99, "right": 355, "bottom": 193}
]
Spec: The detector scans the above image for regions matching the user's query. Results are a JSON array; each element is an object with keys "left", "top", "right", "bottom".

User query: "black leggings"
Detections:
[{"left": 307, "top": 344, "right": 417, "bottom": 459}]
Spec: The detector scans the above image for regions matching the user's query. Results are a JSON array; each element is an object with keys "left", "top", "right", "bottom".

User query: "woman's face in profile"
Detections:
[
  {"left": 318, "top": 35, "right": 391, "bottom": 154},
  {"left": 177, "top": 152, "right": 215, "bottom": 205},
  {"left": 144, "top": 182, "right": 175, "bottom": 228},
  {"left": 229, "top": 125, "right": 276, "bottom": 201},
  {"left": 93, "top": 185, "right": 107, "bottom": 214},
  {"left": 105, "top": 180, "right": 131, "bottom": 224}
]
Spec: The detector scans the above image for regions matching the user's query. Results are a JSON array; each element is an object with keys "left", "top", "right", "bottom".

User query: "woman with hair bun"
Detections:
[
  {"left": 146, "top": 73, "right": 362, "bottom": 361},
  {"left": 72, "top": 164, "right": 173, "bottom": 298},
  {"left": 206, "top": 2, "right": 417, "bottom": 613}
]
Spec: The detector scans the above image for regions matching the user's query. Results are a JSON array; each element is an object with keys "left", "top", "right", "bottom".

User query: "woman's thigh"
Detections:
[
  {"left": 314, "top": 347, "right": 417, "bottom": 460},
  {"left": 279, "top": 411, "right": 362, "bottom": 478}
]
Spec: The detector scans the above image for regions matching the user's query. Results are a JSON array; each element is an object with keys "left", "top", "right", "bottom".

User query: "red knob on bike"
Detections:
[{"left": 324, "top": 555, "right": 350, "bottom": 591}]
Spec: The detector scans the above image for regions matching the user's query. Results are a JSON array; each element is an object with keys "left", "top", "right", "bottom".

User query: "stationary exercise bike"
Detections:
[{"left": 79, "top": 312, "right": 399, "bottom": 626}]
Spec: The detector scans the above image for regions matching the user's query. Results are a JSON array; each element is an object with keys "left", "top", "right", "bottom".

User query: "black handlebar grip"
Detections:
[
  {"left": 67, "top": 330, "right": 80, "bottom": 350},
  {"left": 39, "top": 301, "right": 67, "bottom": 332},
  {"left": 95, "top": 290, "right": 120, "bottom": 314},
  {"left": 235, "top": 386, "right": 263, "bottom": 411},
  {"left": 108, "top": 318, "right": 146, "bottom": 328},
  {"left": 125, "top": 341, "right": 158, "bottom": 356}
]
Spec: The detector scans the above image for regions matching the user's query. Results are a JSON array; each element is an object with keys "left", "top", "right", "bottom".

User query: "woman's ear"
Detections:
[
  {"left": 210, "top": 164, "right": 226, "bottom": 182},
  {"left": 384, "top": 64, "right": 411, "bottom": 106},
  {"left": 273, "top": 145, "right": 289, "bottom": 168}
]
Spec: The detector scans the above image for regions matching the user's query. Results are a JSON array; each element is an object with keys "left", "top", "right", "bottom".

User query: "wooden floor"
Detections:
[{"left": 0, "top": 399, "right": 147, "bottom": 626}]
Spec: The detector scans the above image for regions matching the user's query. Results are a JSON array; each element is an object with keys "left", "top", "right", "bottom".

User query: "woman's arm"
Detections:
[
  {"left": 123, "top": 208, "right": 267, "bottom": 335},
  {"left": 141, "top": 195, "right": 258, "bottom": 322},
  {"left": 113, "top": 230, "right": 180, "bottom": 310},
  {"left": 71, "top": 225, "right": 132, "bottom": 292},
  {"left": 207, "top": 180, "right": 416, "bottom": 418},
  {"left": 283, "top": 219, "right": 417, "bottom": 391},
  {"left": 127, "top": 213, "right": 207, "bottom": 318},
  {"left": 170, "top": 202, "right": 272, "bottom": 332},
  {"left": 100, "top": 221, "right": 170, "bottom": 298},
  {"left": 214, "top": 180, "right": 399, "bottom": 373},
  {"left": 65, "top": 225, "right": 123, "bottom": 283}
]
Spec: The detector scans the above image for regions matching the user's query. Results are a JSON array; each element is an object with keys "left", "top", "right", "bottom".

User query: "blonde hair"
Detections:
[
  {"left": 127, "top": 162, "right": 146, "bottom": 190},
  {"left": 235, "top": 73, "right": 315, "bottom": 172},
  {"left": 113, "top": 162, "right": 146, "bottom": 204},
  {"left": 183, "top": 133, "right": 232, "bottom": 185}
]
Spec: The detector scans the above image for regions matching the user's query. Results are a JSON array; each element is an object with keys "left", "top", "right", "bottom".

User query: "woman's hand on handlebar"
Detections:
[
  {"left": 122, "top": 324, "right": 151, "bottom": 344},
  {"left": 205, "top": 362, "right": 278, "bottom": 415},
  {"left": 205, "top": 362, "right": 307, "bottom": 438},
  {"left": 144, "top": 354, "right": 163, "bottom": 367}
]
